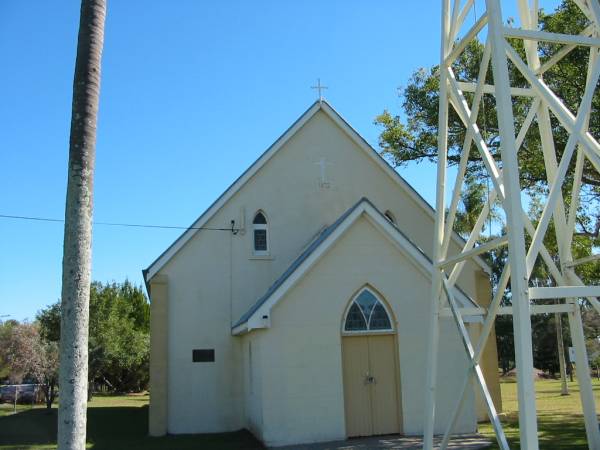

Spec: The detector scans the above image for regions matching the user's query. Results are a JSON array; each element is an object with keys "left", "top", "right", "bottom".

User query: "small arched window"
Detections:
[
  {"left": 252, "top": 211, "right": 269, "bottom": 254},
  {"left": 344, "top": 288, "right": 392, "bottom": 332},
  {"left": 384, "top": 210, "right": 396, "bottom": 225}
]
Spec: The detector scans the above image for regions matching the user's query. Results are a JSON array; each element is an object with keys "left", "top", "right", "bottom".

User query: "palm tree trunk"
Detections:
[{"left": 58, "top": 1, "right": 106, "bottom": 449}]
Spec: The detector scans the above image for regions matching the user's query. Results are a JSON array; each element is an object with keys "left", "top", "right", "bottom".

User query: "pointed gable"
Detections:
[
  {"left": 143, "top": 101, "right": 490, "bottom": 284},
  {"left": 231, "top": 198, "right": 481, "bottom": 334}
]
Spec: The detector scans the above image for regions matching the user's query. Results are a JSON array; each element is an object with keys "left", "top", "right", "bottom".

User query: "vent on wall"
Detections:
[{"left": 192, "top": 349, "right": 215, "bottom": 362}]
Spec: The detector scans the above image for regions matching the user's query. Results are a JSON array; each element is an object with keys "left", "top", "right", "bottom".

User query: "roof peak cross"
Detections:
[{"left": 311, "top": 78, "right": 328, "bottom": 103}]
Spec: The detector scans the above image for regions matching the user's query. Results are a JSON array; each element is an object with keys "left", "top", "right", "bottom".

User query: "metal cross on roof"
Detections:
[{"left": 311, "top": 78, "right": 328, "bottom": 103}]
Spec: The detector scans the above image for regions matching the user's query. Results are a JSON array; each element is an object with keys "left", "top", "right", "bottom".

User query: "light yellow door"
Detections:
[
  {"left": 342, "top": 335, "right": 401, "bottom": 437},
  {"left": 342, "top": 336, "right": 373, "bottom": 437},
  {"left": 368, "top": 335, "right": 401, "bottom": 435}
]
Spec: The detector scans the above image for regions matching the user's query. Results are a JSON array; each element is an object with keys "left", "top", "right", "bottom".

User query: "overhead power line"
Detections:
[{"left": 0, "top": 214, "right": 237, "bottom": 232}]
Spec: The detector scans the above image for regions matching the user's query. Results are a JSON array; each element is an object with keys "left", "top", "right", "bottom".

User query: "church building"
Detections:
[{"left": 143, "top": 100, "right": 501, "bottom": 447}]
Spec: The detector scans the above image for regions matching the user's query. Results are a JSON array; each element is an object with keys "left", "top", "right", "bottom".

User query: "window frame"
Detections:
[
  {"left": 341, "top": 286, "right": 395, "bottom": 335},
  {"left": 252, "top": 210, "right": 270, "bottom": 256}
]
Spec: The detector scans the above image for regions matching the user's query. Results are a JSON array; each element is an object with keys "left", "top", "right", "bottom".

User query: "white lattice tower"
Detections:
[{"left": 424, "top": 1, "right": 600, "bottom": 449}]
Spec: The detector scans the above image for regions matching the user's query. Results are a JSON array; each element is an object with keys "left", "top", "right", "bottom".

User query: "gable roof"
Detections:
[
  {"left": 232, "top": 197, "right": 481, "bottom": 335},
  {"left": 143, "top": 100, "right": 490, "bottom": 282}
]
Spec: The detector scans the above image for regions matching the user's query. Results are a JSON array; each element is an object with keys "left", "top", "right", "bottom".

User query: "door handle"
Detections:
[{"left": 364, "top": 373, "right": 376, "bottom": 384}]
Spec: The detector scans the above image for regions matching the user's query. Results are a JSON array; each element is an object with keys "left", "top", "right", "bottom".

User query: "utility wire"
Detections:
[{"left": 0, "top": 214, "right": 238, "bottom": 232}]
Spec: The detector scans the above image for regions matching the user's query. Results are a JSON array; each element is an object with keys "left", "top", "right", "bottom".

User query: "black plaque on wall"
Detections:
[{"left": 192, "top": 349, "right": 215, "bottom": 362}]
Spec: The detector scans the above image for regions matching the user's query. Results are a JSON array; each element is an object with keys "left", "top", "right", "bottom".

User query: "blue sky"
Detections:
[{"left": 0, "top": 0, "right": 559, "bottom": 321}]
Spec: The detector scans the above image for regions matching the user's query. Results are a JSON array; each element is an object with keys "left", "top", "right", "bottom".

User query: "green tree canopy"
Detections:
[
  {"left": 37, "top": 280, "right": 150, "bottom": 393},
  {"left": 375, "top": 0, "right": 599, "bottom": 241},
  {"left": 375, "top": 0, "right": 600, "bottom": 376},
  {"left": 0, "top": 321, "right": 59, "bottom": 408}
]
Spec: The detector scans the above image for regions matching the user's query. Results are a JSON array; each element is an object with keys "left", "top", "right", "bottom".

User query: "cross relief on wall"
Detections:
[{"left": 315, "top": 157, "right": 332, "bottom": 189}]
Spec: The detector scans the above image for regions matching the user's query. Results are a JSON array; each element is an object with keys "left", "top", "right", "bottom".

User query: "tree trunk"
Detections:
[
  {"left": 47, "top": 388, "right": 52, "bottom": 410},
  {"left": 45, "top": 382, "right": 57, "bottom": 410},
  {"left": 568, "top": 361, "right": 574, "bottom": 382},
  {"left": 555, "top": 311, "right": 569, "bottom": 395},
  {"left": 58, "top": 1, "right": 106, "bottom": 449}
]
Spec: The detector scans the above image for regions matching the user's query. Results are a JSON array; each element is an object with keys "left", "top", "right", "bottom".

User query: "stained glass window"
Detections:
[
  {"left": 344, "top": 303, "right": 367, "bottom": 331},
  {"left": 356, "top": 290, "right": 377, "bottom": 319},
  {"left": 369, "top": 303, "right": 392, "bottom": 330},
  {"left": 343, "top": 289, "right": 393, "bottom": 332},
  {"left": 254, "top": 229, "right": 267, "bottom": 251},
  {"left": 253, "top": 211, "right": 268, "bottom": 254}
]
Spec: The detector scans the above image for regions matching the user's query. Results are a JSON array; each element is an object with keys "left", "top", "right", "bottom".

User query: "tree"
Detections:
[
  {"left": 0, "top": 322, "right": 59, "bottom": 409},
  {"left": 2, "top": 322, "right": 39, "bottom": 384},
  {"left": 87, "top": 281, "right": 150, "bottom": 393},
  {"left": 38, "top": 281, "right": 150, "bottom": 394},
  {"left": 375, "top": 0, "right": 599, "bottom": 237},
  {"left": 0, "top": 320, "right": 19, "bottom": 381},
  {"left": 375, "top": 0, "right": 600, "bottom": 379},
  {"left": 38, "top": 302, "right": 61, "bottom": 342},
  {"left": 36, "top": 340, "right": 60, "bottom": 409},
  {"left": 58, "top": 0, "right": 106, "bottom": 448}
]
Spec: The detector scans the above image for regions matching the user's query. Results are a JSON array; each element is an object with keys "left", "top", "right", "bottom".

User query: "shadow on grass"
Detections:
[
  {"left": 0, "top": 406, "right": 264, "bottom": 450},
  {"left": 483, "top": 412, "right": 591, "bottom": 450}
]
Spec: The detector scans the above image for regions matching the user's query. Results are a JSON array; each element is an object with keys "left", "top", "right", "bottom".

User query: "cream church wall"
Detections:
[
  {"left": 252, "top": 217, "right": 475, "bottom": 447},
  {"left": 178, "top": 108, "right": 483, "bottom": 322},
  {"left": 150, "top": 104, "right": 494, "bottom": 436},
  {"left": 160, "top": 231, "right": 244, "bottom": 433},
  {"left": 241, "top": 331, "right": 265, "bottom": 440}
]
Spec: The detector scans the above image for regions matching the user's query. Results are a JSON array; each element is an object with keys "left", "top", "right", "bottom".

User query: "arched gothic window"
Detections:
[
  {"left": 252, "top": 211, "right": 269, "bottom": 254},
  {"left": 344, "top": 288, "right": 392, "bottom": 332}
]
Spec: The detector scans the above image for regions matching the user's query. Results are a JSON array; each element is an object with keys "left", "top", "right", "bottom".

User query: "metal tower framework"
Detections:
[{"left": 425, "top": 0, "right": 600, "bottom": 449}]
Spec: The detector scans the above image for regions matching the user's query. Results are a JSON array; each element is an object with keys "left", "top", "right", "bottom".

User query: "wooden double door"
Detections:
[{"left": 341, "top": 334, "right": 401, "bottom": 437}]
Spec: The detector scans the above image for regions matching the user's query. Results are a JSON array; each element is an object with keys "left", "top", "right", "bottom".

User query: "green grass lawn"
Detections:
[
  {"left": 480, "top": 378, "right": 600, "bottom": 449},
  {"left": 0, "top": 394, "right": 263, "bottom": 450},
  {"left": 1, "top": 379, "right": 599, "bottom": 449},
  {"left": 0, "top": 403, "right": 38, "bottom": 418}
]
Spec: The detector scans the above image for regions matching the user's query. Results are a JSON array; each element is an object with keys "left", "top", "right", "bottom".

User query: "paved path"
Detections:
[{"left": 274, "top": 434, "right": 492, "bottom": 449}]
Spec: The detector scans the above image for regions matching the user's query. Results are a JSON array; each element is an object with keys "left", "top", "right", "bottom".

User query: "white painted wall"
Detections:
[
  {"left": 241, "top": 331, "right": 265, "bottom": 440},
  {"left": 154, "top": 106, "right": 484, "bottom": 436},
  {"left": 161, "top": 229, "right": 244, "bottom": 433},
  {"left": 256, "top": 216, "right": 475, "bottom": 447}
]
